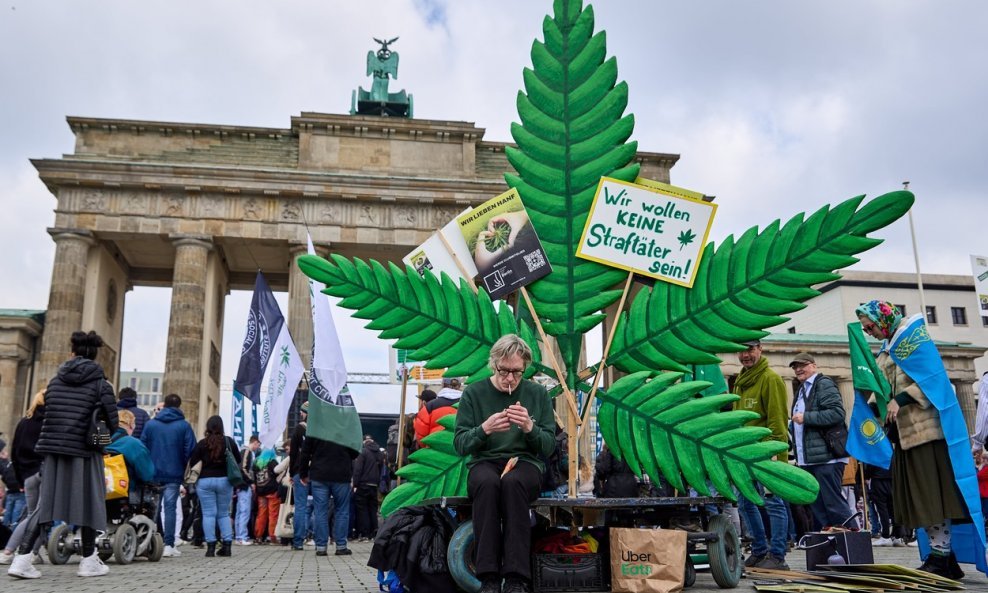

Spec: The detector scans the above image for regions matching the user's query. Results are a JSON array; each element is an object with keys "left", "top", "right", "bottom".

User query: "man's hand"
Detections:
[
  {"left": 792, "top": 412, "right": 804, "bottom": 425},
  {"left": 487, "top": 211, "right": 529, "bottom": 249},
  {"left": 505, "top": 401, "right": 534, "bottom": 433},
  {"left": 481, "top": 410, "right": 511, "bottom": 435}
]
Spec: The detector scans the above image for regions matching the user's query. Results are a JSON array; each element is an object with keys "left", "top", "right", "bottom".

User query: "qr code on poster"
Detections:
[{"left": 524, "top": 250, "right": 546, "bottom": 272}]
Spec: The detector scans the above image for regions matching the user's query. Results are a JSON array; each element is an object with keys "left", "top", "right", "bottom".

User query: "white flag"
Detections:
[
  {"left": 257, "top": 323, "right": 305, "bottom": 448},
  {"left": 306, "top": 234, "right": 362, "bottom": 451}
]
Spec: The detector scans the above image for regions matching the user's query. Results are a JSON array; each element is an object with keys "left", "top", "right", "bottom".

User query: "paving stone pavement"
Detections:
[{"left": 5, "top": 539, "right": 988, "bottom": 592}]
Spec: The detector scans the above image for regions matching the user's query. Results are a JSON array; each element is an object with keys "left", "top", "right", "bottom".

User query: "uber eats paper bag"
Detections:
[{"left": 610, "top": 528, "right": 686, "bottom": 593}]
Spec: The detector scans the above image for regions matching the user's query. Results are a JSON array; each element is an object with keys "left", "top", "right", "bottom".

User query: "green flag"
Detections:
[{"left": 847, "top": 322, "right": 891, "bottom": 418}]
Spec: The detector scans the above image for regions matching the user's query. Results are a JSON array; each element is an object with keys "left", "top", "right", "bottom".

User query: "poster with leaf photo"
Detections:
[{"left": 457, "top": 188, "right": 552, "bottom": 299}]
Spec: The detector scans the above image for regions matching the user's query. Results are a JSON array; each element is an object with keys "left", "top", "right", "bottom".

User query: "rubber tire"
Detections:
[
  {"left": 112, "top": 522, "right": 137, "bottom": 565},
  {"left": 707, "top": 514, "right": 742, "bottom": 588},
  {"left": 146, "top": 533, "right": 164, "bottom": 562},
  {"left": 47, "top": 523, "right": 74, "bottom": 565},
  {"left": 684, "top": 555, "right": 696, "bottom": 588},
  {"left": 447, "top": 520, "right": 481, "bottom": 593}
]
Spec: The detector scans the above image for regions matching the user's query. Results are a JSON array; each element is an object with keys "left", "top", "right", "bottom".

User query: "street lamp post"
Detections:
[{"left": 903, "top": 181, "right": 928, "bottom": 320}]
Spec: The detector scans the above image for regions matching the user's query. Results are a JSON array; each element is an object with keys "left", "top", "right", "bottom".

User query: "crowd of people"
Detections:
[
  {"left": 2, "top": 300, "right": 986, "bottom": 587},
  {"left": 0, "top": 330, "right": 389, "bottom": 580}
]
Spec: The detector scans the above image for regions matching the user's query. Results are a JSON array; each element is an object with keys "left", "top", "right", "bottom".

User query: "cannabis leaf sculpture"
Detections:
[
  {"left": 381, "top": 415, "right": 467, "bottom": 517},
  {"left": 504, "top": 0, "right": 639, "bottom": 375},
  {"left": 608, "top": 193, "right": 915, "bottom": 374},
  {"left": 598, "top": 372, "right": 819, "bottom": 505},
  {"left": 296, "top": 254, "right": 542, "bottom": 383},
  {"left": 299, "top": 0, "right": 915, "bottom": 516}
]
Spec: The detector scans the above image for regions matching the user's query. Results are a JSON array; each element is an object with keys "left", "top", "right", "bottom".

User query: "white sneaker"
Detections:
[
  {"left": 7, "top": 553, "right": 41, "bottom": 579},
  {"left": 161, "top": 545, "right": 181, "bottom": 557},
  {"left": 175, "top": 538, "right": 187, "bottom": 547},
  {"left": 77, "top": 553, "right": 108, "bottom": 577},
  {"left": 239, "top": 539, "right": 252, "bottom": 546},
  {"left": 0, "top": 550, "right": 13, "bottom": 565},
  {"left": 873, "top": 537, "right": 893, "bottom": 547},
  {"left": 892, "top": 538, "right": 907, "bottom": 547},
  {"left": 304, "top": 538, "right": 315, "bottom": 548},
  {"left": 907, "top": 540, "right": 919, "bottom": 547}
]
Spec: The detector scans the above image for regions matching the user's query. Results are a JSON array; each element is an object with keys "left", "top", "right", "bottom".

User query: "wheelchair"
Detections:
[{"left": 48, "top": 484, "right": 164, "bottom": 565}]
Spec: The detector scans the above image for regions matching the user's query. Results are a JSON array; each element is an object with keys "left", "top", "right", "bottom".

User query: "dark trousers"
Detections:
[
  {"left": 468, "top": 459, "right": 541, "bottom": 581},
  {"left": 805, "top": 462, "right": 858, "bottom": 529},
  {"left": 354, "top": 485, "right": 380, "bottom": 538},
  {"left": 870, "top": 477, "right": 900, "bottom": 538}
]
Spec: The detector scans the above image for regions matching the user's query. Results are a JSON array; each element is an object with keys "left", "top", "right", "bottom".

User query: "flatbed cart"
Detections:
[{"left": 429, "top": 495, "right": 742, "bottom": 591}]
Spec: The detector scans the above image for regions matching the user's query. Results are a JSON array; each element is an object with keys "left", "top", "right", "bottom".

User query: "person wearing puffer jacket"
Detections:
[
  {"left": 414, "top": 379, "right": 463, "bottom": 447},
  {"left": 8, "top": 331, "right": 118, "bottom": 580}
]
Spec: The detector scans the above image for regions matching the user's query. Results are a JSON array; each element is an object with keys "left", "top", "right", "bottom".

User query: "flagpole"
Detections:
[
  {"left": 395, "top": 363, "right": 410, "bottom": 485},
  {"left": 902, "top": 181, "right": 928, "bottom": 318},
  {"left": 859, "top": 461, "right": 870, "bottom": 533}
]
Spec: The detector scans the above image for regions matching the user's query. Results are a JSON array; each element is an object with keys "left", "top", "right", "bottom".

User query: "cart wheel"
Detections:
[
  {"left": 707, "top": 514, "right": 742, "bottom": 588},
  {"left": 684, "top": 555, "right": 696, "bottom": 588},
  {"left": 47, "top": 523, "right": 74, "bottom": 565},
  {"left": 447, "top": 520, "right": 481, "bottom": 593},
  {"left": 112, "top": 523, "right": 137, "bottom": 565},
  {"left": 146, "top": 533, "right": 164, "bottom": 562}
]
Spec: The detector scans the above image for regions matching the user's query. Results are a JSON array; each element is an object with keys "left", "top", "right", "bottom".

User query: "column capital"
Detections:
[
  {"left": 289, "top": 241, "right": 330, "bottom": 257},
  {"left": 47, "top": 227, "right": 96, "bottom": 246},
  {"left": 169, "top": 234, "right": 214, "bottom": 251}
]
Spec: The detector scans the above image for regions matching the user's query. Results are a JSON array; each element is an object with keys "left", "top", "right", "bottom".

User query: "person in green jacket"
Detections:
[
  {"left": 732, "top": 339, "right": 791, "bottom": 571},
  {"left": 454, "top": 334, "right": 555, "bottom": 593}
]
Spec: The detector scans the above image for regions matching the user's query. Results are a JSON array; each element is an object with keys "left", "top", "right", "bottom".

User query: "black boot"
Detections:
[
  {"left": 945, "top": 552, "right": 965, "bottom": 580},
  {"left": 205, "top": 542, "right": 216, "bottom": 557},
  {"left": 917, "top": 552, "right": 949, "bottom": 577},
  {"left": 217, "top": 541, "right": 232, "bottom": 557}
]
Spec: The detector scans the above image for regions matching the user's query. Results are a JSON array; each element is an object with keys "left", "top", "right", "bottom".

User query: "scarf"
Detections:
[{"left": 854, "top": 300, "right": 902, "bottom": 341}]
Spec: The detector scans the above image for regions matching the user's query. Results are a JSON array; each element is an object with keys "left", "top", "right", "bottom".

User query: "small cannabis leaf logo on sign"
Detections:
[
  {"left": 280, "top": 345, "right": 291, "bottom": 366},
  {"left": 677, "top": 229, "right": 696, "bottom": 250}
]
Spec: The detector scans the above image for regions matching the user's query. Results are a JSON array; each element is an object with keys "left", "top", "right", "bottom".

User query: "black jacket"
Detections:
[
  {"left": 36, "top": 357, "right": 118, "bottom": 457},
  {"left": 368, "top": 505, "right": 458, "bottom": 593},
  {"left": 289, "top": 422, "right": 306, "bottom": 477},
  {"left": 11, "top": 406, "right": 45, "bottom": 483},
  {"left": 595, "top": 447, "right": 639, "bottom": 498},
  {"left": 299, "top": 436, "right": 358, "bottom": 483},
  {"left": 353, "top": 440, "right": 384, "bottom": 487}
]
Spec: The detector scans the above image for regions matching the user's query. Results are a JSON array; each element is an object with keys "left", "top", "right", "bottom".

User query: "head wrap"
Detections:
[{"left": 854, "top": 300, "right": 903, "bottom": 340}]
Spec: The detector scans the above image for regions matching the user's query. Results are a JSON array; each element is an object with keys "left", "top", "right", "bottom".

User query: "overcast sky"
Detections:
[{"left": 2, "top": 1, "right": 986, "bottom": 417}]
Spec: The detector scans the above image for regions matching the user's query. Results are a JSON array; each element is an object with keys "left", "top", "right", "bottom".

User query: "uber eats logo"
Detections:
[{"left": 620, "top": 549, "right": 653, "bottom": 575}]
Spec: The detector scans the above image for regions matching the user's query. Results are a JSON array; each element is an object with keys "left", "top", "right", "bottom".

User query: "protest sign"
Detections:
[
  {"left": 457, "top": 188, "right": 552, "bottom": 299},
  {"left": 402, "top": 208, "right": 478, "bottom": 282},
  {"left": 577, "top": 177, "right": 716, "bottom": 287}
]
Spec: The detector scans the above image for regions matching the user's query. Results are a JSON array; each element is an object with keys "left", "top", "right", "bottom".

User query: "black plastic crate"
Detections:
[{"left": 532, "top": 553, "right": 608, "bottom": 592}]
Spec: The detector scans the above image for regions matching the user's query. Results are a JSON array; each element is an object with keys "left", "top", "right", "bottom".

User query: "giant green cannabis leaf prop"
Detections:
[{"left": 299, "top": 0, "right": 914, "bottom": 515}]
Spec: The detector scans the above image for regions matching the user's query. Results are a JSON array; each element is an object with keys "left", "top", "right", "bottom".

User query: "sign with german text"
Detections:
[
  {"left": 576, "top": 178, "right": 716, "bottom": 287},
  {"left": 457, "top": 188, "right": 552, "bottom": 300},
  {"left": 972, "top": 255, "right": 988, "bottom": 326},
  {"left": 402, "top": 208, "right": 478, "bottom": 282}
]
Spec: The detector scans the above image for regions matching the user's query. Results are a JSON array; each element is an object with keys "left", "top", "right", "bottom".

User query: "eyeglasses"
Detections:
[{"left": 495, "top": 366, "right": 525, "bottom": 378}]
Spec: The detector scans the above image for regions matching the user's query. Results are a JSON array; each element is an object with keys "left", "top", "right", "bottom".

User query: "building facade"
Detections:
[
  {"left": 769, "top": 270, "right": 988, "bottom": 377},
  {"left": 119, "top": 369, "right": 165, "bottom": 413}
]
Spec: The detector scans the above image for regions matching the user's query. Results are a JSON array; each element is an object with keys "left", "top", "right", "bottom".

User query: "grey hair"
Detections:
[{"left": 488, "top": 334, "right": 533, "bottom": 371}]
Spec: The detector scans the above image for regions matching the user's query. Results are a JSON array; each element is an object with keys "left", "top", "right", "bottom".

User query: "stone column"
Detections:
[
  {"left": 34, "top": 229, "right": 95, "bottom": 390},
  {"left": 954, "top": 379, "right": 977, "bottom": 434},
  {"left": 162, "top": 235, "right": 213, "bottom": 431},
  {"left": 288, "top": 243, "right": 315, "bottom": 369},
  {"left": 0, "top": 356, "right": 21, "bottom": 441}
]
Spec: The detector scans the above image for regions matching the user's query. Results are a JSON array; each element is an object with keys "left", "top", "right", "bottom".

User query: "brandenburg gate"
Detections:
[{"left": 7, "top": 111, "right": 676, "bottom": 436}]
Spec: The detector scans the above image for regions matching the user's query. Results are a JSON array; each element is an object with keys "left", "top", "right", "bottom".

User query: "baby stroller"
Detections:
[{"left": 48, "top": 484, "right": 164, "bottom": 565}]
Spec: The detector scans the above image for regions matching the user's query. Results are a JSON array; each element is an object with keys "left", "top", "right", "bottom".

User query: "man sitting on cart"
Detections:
[{"left": 454, "top": 334, "right": 556, "bottom": 593}]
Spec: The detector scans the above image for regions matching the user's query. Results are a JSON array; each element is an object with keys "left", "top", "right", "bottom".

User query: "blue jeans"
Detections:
[
  {"left": 235, "top": 486, "right": 252, "bottom": 541},
  {"left": 738, "top": 485, "right": 788, "bottom": 559},
  {"left": 292, "top": 475, "right": 311, "bottom": 548},
  {"left": 3, "top": 492, "right": 26, "bottom": 527},
  {"left": 310, "top": 480, "right": 350, "bottom": 550},
  {"left": 161, "top": 482, "right": 181, "bottom": 546},
  {"left": 197, "top": 477, "right": 234, "bottom": 544}
]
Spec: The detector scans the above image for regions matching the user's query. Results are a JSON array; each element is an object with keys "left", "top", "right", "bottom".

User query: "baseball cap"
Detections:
[
  {"left": 788, "top": 352, "right": 816, "bottom": 368},
  {"left": 741, "top": 339, "right": 761, "bottom": 347}
]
